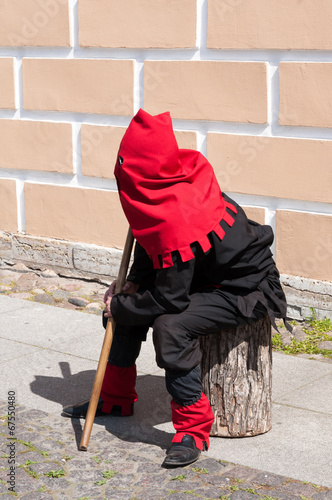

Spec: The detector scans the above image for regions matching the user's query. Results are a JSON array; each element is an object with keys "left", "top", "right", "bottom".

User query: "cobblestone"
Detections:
[
  {"left": 313, "top": 492, "right": 332, "bottom": 500},
  {"left": 41, "top": 269, "right": 58, "bottom": 278},
  {"left": 68, "top": 297, "right": 89, "bottom": 308},
  {"left": 0, "top": 263, "right": 107, "bottom": 315},
  {"left": 8, "top": 292, "right": 33, "bottom": 300},
  {"left": 1, "top": 400, "right": 331, "bottom": 499},
  {"left": 33, "top": 293, "right": 56, "bottom": 305},
  {"left": 318, "top": 340, "right": 332, "bottom": 350},
  {"left": 292, "top": 324, "right": 308, "bottom": 342},
  {"left": 252, "top": 471, "right": 287, "bottom": 487}
]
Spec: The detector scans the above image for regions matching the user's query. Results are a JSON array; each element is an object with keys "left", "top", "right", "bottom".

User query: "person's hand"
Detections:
[
  {"left": 122, "top": 281, "right": 140, "bottom": 295},
  {"left": 103, "top": 280, "right": 139, "bottom": 318}
]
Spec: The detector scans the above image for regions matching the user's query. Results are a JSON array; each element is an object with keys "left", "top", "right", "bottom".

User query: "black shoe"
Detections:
[
  {"left": 162, "top": 435, "right": 203, "bottom": 468},
  {"left": 61, "top": 397, "right": 134, "bottom": 419}
]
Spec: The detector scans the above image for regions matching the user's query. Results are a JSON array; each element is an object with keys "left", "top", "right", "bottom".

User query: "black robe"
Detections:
[{"left": 111, "top": 194, "right": 288, "bottom": 330}]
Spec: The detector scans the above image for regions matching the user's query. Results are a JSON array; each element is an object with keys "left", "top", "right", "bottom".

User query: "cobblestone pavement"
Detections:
[
  {"left": 1, "top": 262, "right": 332, "bottom": 498},
  {"left": 1, "top": 400, "right": 332, "bottom": 500},
  {"left": 0, "top": 263, "right": 108, "bottom": 316}
]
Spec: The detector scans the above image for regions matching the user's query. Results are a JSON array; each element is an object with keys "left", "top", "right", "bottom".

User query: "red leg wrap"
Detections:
[
  {"left": 100, "top": 364, "right": 138, "bottom": 416},
  {"left": 171, "top": 393, "right": 214, "bottom": 450}
]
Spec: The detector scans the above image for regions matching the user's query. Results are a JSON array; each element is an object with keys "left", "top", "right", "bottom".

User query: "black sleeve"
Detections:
[
  {"left": 111, "top": 252, "right": 195, "bottom": 326},
  {"left": 126, "top": 241, "right": 156, "bottom": 290}
]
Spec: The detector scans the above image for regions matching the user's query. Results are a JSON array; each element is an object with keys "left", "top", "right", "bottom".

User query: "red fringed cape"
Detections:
[{"left": 114, "top": 109, "right": 237, "bottom": 269}]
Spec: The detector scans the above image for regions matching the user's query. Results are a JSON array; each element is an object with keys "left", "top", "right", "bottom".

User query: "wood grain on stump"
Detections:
[{"left": 200, "top": 316, "right": 272, "bottom": 437}]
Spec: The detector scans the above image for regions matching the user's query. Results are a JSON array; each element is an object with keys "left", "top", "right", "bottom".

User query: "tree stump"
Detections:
[{"left": 200, "top": 316, "right": 272, "bottom": 437}]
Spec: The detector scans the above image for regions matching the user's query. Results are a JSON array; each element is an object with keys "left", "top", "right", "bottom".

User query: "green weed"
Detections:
[
  {"left": 11, "top": 438, "right": 49, "bottom": 456},
  {"left": 228, "top": 485, "right": 239, "bottom": 492},
  {"left": 101, "top": 469, "right": 118, "bottom": 479},
  {"left": 24, "top": 467, "right": 39, "bottom": 479},
  {"left": 20, "top": 460, "right": 38, "bottom": 467},
  {"left": 192, "top": 466, "right": 208, "bottom": 474},
  {"left": 43, "top": 468, "right": 65, "bottom": 478},
  {"left": 242, "top": 487, "right": 257, "bottom": 494},
  {"left": 170, "top": 474, "right": 186, "bottom": 481},
  {"left": 95, "top": 479, "right": 106, "bottom": 486},
  {"left": 272, "top": 310, "right": 332, "bottom": 358}
]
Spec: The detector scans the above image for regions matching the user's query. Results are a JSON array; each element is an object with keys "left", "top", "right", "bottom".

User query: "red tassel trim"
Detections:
[
  {"left": 225, "top": 200, "right": 238, "bottom": 214},
  {"left": 151, "top": 254, "right": 161, "bottom": 269},
  {"left": 178, "top": 245, "right": 195, "bottom": 264},
  {"left": 150, "top": 201, "right": 238, "bottom": 269},
  {"left": 162, "top": 252, "right": 174, "bottom": 268},
  {"left": 198, "top": 235, "right": 211, "bottom": 253},
  {"left": 213, "top": 223, "right": 226, "bottom": 241},
  {"left": 223, "top": 210, "right": 235, "bottom": 227}
]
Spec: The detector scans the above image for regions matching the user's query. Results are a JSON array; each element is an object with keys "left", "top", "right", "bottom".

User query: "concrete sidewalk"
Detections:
[{"left": 1, "top": 294, "right": 332, "bottom": 492}]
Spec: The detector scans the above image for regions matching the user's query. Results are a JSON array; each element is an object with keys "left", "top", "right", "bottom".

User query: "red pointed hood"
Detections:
[{"left": 114, "top": 109, "right": 236, "bottom": 269}]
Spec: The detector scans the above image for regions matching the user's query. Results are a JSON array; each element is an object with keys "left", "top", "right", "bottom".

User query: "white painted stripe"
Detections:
[
  {"left": 15, "top": 179, "right": 25, "bottom": 233},
  {"left": 68, "top": 0, "right": 78, "bottom": 53}
]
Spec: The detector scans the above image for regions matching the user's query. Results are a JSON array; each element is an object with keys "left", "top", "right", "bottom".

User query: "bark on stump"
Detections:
[{"left": 200, "top": 315, "right": 272, "bottom": 437}]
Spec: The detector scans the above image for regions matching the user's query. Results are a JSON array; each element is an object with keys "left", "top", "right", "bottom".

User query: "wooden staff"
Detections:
[{"left": 79, "top": 228, "right": 134, "bottom": 451}]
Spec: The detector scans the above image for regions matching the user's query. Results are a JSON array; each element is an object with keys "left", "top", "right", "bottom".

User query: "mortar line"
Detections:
[
  {"left": 13, "top": 107, "right": 332, "bottom": 140},
  {"left": 15, "top": 179, "right": 26, "bottom": 233},
  {"left": 2, "top": 46, "right": 332, "bottom": 61},
  {"left": 68, "top": 0, "right": 79, "bottom": 55},
  {"left": 134, "top": 59, "right": 144, "bottom": 112},
  {"left": 1, "top": 167, "right": 331, "bottom": 211}
]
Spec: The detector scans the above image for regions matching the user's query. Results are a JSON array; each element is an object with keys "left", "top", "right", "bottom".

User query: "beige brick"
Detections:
[
  {"left": 276, "top": 211, "right": 332, "bottom": 281},
  {"left": 0, "top": 120, "right": 72, "bottom": 173},
  {"left": 23, "top": 59, "right": 134, "bottom": 115},
  {"left": 0, "top": 58, "right": 15, "bottom": 109},
  {"left": 174, "top": 130, "right": 198, "bottom": 150},
  {"left": 0, "top": 0, "right": 70, "bottom": 47},
  {"left": 144, "top": 61, "right": 267, "bottom": 123},
  {"left": 79, "top": 0, "right": 196, "bottom": 48},
  {"left": 81, "top": 125, "right": 125, "bottom": 179},
  {"left": 207, "top": 134, "right": 332, "bottom": 203},
  {"left": 0, "top": 179, "right": 17, "bottom": 232},
  {"left": 242, "top": 207, "right": 266, "bottom": 225},
  {"left": 207, "top": 0, "right": 332, "bottom": 50},
  {"left": 279, "top": 63, "right": 332, "bottom": 128},
  {"left": 25, "top": 184, "right": 128, "bottom": 248}
]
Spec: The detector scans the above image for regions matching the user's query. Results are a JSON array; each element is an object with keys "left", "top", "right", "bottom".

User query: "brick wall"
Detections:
[{"left": 0, "top": 0, "right": 331, "bottom": 318}]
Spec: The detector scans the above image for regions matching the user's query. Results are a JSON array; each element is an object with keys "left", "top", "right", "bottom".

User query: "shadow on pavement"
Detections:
[{"left": 30, "top": 361, "right": 172, "bottom": 451}]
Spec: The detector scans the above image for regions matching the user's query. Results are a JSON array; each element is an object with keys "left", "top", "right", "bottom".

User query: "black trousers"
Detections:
[{"left": 105, "top": 288, "right": 267, "bottom": 406}]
